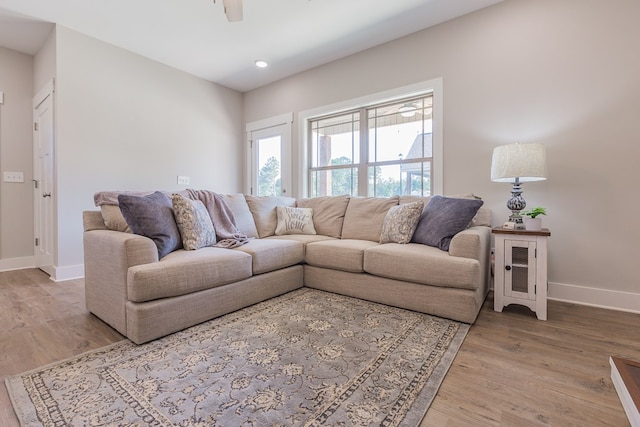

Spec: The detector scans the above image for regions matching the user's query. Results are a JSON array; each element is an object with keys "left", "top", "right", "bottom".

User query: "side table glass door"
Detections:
[{"left": 504, "top": 240, "right": 536, "bottom": 301}]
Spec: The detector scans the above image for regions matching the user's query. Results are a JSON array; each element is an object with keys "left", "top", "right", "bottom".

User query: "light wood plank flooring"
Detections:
[{"left": 1, "top": 269, "right": 639, "bottom": 426}]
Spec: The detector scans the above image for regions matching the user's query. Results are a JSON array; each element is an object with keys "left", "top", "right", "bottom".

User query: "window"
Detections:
[{"left": 308, "top": 94, "right": 434, "bottom": 198}]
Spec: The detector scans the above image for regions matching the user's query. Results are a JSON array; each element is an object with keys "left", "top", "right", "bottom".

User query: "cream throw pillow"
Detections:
[{"left": 275, "top": 206, "right": 317, "bottom": 235}]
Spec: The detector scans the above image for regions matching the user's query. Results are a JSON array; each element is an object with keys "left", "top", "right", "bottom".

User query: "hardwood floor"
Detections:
[
  {"left": 0, "top": 269, "right": 124, "bottom": 427},
  {"left": 1, "top": 269, "right": 638, "bottom": 426}
]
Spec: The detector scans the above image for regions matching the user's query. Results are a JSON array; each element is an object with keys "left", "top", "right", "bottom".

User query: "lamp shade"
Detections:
[{"left": 491, "top": 143, "right": 547, "bottom": 183}]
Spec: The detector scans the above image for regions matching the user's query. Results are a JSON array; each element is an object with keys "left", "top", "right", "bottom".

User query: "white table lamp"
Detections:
[{"left": 491, "top": 143, "right": 547, "bottom": 228}]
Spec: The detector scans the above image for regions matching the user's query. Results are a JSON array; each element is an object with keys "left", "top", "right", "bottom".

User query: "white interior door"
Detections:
[
  {"left": 33, "top": 80, "right": 55, "bottom": 274},
  {"left": 246, "top": 113, "right": 292, "bottom": 197}
]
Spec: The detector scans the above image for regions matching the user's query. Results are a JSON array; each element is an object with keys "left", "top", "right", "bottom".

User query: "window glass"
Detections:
[
  {"left": 310, "top": 112, "right": 360, "bottom": 168},
  {"left": 309, "top": 94, "right": 434, "bottom": 197}
]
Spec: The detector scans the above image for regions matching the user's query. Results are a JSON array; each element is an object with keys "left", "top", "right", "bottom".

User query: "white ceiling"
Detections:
[{"left": 0, "top": 0, "right": 503, "bottom": 92}]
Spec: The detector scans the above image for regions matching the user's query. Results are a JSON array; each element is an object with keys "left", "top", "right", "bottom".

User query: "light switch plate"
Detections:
[{"left": 4, "top": 171, "right": 24, "bottom": 183}]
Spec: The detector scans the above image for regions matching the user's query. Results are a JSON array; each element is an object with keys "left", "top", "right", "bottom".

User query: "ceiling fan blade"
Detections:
[{"left": 222, "top": 0, "right": 243, "bottom": 22}]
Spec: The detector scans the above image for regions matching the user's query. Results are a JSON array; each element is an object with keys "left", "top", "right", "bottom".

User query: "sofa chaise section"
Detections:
[{"left": 83, "top": 209, "right": 303, "bottom": 344}]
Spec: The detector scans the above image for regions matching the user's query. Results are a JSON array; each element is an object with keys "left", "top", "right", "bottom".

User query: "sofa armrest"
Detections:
[
  {"left": 83, "top": 210, "right": 108, "bottom": 231},
  {"left": 449, "top": 226, "right": 489, "bottom": 260},
  {"left": 449, "top": 226, "right": 491, "bottom": 299},
  {"left": 83, "top": 229, "right": 158, "bottom": 336}
]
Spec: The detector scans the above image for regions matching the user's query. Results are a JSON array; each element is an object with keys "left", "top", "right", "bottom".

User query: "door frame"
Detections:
[
  {"left": 245, "top": 112, "right": 293, "bottom": 196},
  {"left": 33, "top": 78, "right": 56, "bottom": 276}
]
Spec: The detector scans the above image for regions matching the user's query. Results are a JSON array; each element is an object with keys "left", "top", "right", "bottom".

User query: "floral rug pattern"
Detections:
[{"left": 7, "top": 288, "right": 468, "bottom": 426}]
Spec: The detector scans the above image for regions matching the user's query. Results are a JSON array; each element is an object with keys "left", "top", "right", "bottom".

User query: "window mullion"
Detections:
[{"left": 357, "top": 107, "right": 368, "bottom": 197}]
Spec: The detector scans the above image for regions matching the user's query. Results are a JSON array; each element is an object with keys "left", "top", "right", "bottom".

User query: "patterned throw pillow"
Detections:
[
  {"left": 379, "top": 201, "right": 424, "bottom": 244},
  {"left": 118, "top": 191, "right": 183, "bottom": 258},
  {"left": 275, "top": 206, "right": 317, "bottom": 235},
  {"left": 171, "top": 193, "right": 217, "bottom": 250}
]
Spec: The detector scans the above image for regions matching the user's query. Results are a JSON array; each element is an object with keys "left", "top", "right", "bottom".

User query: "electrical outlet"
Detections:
[
  {"left": 3, "top": 171, "right": 24, "bottom": 183},
  {"left": 177, "top": 176, "right": 190, "bottom": 185}
]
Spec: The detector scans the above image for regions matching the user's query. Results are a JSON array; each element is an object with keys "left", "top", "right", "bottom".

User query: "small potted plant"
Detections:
[{"left": 522, "top": 207, "right": 546, "bottom": 231}]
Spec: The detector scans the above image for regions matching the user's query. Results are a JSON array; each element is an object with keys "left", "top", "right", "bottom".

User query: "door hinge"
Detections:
[
  {"left": 35, "top": 238, "right": 39, "bottom": 246},
  {"left": 249, "top": 140, "right": 253, "bottom": 149},
  {"left": 535, "top": 248, "right": 537, "bottom": 258},
  {"left": 34, "top": 122, "right": 38, "bottom": 131},
  {"left": 33, "top": 179, "right": 39, "bottom": 189}
]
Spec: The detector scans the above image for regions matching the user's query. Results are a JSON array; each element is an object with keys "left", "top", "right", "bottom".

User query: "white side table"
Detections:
[{"left": 492, "top": 227, "right": 550, "bottom": 320}]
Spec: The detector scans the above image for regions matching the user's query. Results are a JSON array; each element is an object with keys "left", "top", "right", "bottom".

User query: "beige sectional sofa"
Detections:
[{"left": 83, "top": 192, "right": 492, "bottom": 344}]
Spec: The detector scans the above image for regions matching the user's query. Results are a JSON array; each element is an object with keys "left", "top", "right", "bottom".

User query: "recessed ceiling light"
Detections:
[{"left": 255, "top": 60, "right": 268, "bottom": 68}]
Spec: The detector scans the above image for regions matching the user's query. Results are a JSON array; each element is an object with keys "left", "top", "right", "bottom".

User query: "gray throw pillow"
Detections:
[
  {"left": 118, "top": 191, "right": 182, "bottom": 258},
  {"left": 411, "top": 195, "right": 484, "bottom": 251}
]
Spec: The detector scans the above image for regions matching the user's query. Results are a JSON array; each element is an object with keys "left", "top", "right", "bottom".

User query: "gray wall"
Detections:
[
  {"left": 0, "top": 46, "right": 34, "bottom": 269},
  {"left": 30, "top": 26, "right": 244, "bottom": 278},
  {"left": 243, "top": 0, "right": 640, "bottom": 310}
]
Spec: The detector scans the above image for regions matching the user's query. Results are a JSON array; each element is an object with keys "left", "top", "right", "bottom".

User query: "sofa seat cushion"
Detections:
[
  {"left": 233, "top": 239, "right": 303, "bottom": 275},
  {"left": 305, "top": 239, "right": 379, "bottom": 273},
  {"left": 364, "top": 243, "right": 480, "bottom": 290},
  {"left": 127, "top": 248, "right": 252, "bottom": 302}
]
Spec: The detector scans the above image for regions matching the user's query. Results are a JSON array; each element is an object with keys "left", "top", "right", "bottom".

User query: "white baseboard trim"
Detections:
[
  {"left": 548, "top": 282, "right": 640, "bottom": 314},
  {"left": 50, "top": 264, "right": 85, "bottom": 282},
  {"left": 0, "top": 259, "right": 84, "bottom": 282},
  {"left": 0, "top": 256, "right": 35, "bottom": 272}
]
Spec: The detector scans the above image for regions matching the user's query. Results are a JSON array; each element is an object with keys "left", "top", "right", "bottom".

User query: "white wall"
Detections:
[
  {"left": 0, "top": 46, "right": 34, "bottom": 270},
  {"left": 33, "top": 28, "right": 56, "bottom": 94},
  {"left": 243, "top": 0, "right": 640, "bottom": 311},
  {"left": 51, "top": 26, "right": 243, "bottom": 278}
]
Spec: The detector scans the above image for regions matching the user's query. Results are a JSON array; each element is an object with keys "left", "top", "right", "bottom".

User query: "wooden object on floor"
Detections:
[
  {"left": 610, "top": 356, "right": 640, "bottom": 426},
  {"left": 1, "top": 269, "right": 639, "bottom": 426}
]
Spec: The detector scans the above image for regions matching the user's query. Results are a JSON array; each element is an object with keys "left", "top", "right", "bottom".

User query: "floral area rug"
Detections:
[{"left": 6, "top": 288, "right": 468, "bottom": 426}]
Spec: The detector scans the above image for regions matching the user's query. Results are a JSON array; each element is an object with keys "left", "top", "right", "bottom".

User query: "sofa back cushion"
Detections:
[
  {"left": 221, "top": 194, "right": 259, "bottom": 239},
  {"left": 245, "top": 195, "right": 296, "bottom": 238},
  {"left": 341, "top": 196, "right": 399, "bottom": 241},
  {"left": 100, "top": 204, "right": 131, "bottom": 232},
  {"left": 95, "top": 190, "right": 188, "bottom": 233},
  {"left": 296, "top": 195, "right": 350, "bottom": 238}
]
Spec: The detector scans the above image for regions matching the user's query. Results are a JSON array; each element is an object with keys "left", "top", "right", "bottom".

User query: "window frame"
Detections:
[
  {"left": 298, "top": 79, "right": 443, "bottom": 198},
  {"left": 245, "top": 113, "right": 293, "bottom": 196}
]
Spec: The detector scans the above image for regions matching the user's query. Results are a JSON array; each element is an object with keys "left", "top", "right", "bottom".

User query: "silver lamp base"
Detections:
[{"left": 506, "top": 179, "right": 526, "bottom": 229}]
